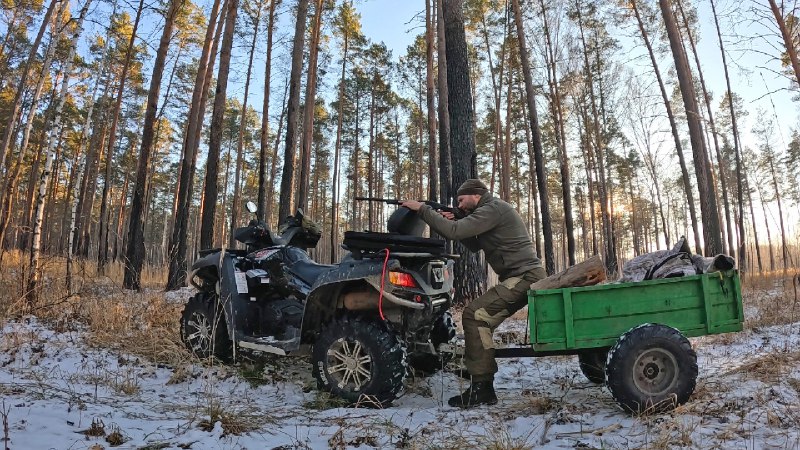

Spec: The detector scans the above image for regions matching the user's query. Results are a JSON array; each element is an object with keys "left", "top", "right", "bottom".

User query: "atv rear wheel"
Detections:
[
  {"left": 409, "top": 311, "right": 457, "bottom": 375},
  {"left": 180, "top": 292, "right": 232, "bottom": 361},
  {"left": 578, "top": 348, "right": 609, "bottom": 384},
  {"left": 606, "top": 323, "right": 697, "bottom": 414},
  {"left": 312, "top": 315, "right": 406, "bottom": 406}
]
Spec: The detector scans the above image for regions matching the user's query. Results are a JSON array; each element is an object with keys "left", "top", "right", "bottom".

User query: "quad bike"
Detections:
[{"left": 179, "top": 202, "right": 457, "bottom": 405}]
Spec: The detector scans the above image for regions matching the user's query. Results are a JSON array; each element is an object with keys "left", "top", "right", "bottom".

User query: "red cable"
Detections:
[{"left": 378, "top": 248, "right": 390, "bottom": 321}]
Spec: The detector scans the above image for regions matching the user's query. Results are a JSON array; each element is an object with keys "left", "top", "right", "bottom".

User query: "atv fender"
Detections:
[
  {"left": 300, "top": 257, "right": 424, "bottom": 342},
  {"left": 188, "top": 252, "right": 223, "bottom": 292}
]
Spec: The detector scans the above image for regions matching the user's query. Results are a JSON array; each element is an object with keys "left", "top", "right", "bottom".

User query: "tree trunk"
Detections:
[
  {"left": 512, "top": 0, "right": 554, "bottom": 275},
  {"left": 166, "top": 0, "right": 225, "bottom": 290},
  {"left": 443, "top": 0, "right": 485, "bottom": 303},
  {"left": 479, "top": 1, "right": 507, "bottom": 198},
  {"left": 575, "top": 0, "right": 615, "bottom": 274},
  {"left": 755, "top": 179, "right": 775, "bottom": 271},
  {"left": 768, "top": 0, "right": 800, "bottom": 88},
  {"left": 230, "top": 3, "right": 262, "bottom": 247},
  {"left": 100, "top": 0, "right": 144, "bottom": 275},
  {"left": 0, "top": 0, "right": 60, "bottom": 178},
  {"left": 710, "top": 0, "right": 746, "bottom": 270},
  {"left": 297, "top": 0, "right": 323, "bottom": 211},
  {"left": 745, "top": 170, "right": 763, "bottom": 272},
  {"left": 629, "top": 0, "right": 701, "bottom": 254},
  {"left": 539, "top": 0, "right": 574, "bottom": 266},
  {"left": 0, "top": 34, "right": 58, "bottom": 263},
  {"left": 658, "top": 0, "right": 722, "bottom": 256},
  {"left": 123, "top": 0, "right": 182, "bottom": 290},
  {"left": 675, "top": 0, "right": 733, "bottom": 257},
  {"left": 278, "top": 0, "right": 310, "bottom": 220},
  {"left": 200, "top": 0, "right": 239, "bottom": 250},
  {"left": 257, "top": 0, "right": 278, "bottom": 221},
  {"left": 436, "top": 0, "right": 452, "bottom": 206},
  {"left": 767, "top": 154, "right": 789, "bottom": 269},
  {"left": 425, "top": 0, "right": 438, "bottom": 201},
  {"left": 267, "top": 81, "right": 289, "bottom": 226},
  {"left": 330, "top": 12, "right": 348, "bottom": 263},
  {"left": 25, "top": 0, "right": 78, "bottom": 305}
]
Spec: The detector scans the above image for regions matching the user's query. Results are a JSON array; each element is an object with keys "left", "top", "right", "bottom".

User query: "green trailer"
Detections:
[{"left": 520, "top": 270, "right": 744, "bottom": 413}]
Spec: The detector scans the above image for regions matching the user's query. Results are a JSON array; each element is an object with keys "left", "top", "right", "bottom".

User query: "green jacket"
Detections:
[{"left": 417, "top": 192, "right": 542, "bottom": 280}]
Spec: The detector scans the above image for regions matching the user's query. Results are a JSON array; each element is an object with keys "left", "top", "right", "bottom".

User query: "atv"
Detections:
[{"left": 179, "top": 202, "right": 456, "bottom": 405}]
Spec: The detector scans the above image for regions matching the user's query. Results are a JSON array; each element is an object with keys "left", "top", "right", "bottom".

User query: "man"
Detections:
[{"left": 402, "top": 179, "right": 545, "bottom": 408}]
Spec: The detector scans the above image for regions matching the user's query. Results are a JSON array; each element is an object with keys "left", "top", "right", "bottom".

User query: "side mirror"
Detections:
[{"left": 246, "top": 201, "right": 257, "bottom": 213}]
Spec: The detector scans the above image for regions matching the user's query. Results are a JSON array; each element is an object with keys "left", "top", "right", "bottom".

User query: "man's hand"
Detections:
[
  {"left": 400, "top": 200, "right": 423, "bottom": 211},
  {"left": 438, "top": 210, "right": 455, "bottom": 220}
]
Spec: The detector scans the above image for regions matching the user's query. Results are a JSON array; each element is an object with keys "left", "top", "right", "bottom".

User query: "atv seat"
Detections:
[
  {"left": 288, "top": 259, "right": 335, "bottom": 285},
  {"left": 343, "top": 231, "right": 446, "bottom": 259}
]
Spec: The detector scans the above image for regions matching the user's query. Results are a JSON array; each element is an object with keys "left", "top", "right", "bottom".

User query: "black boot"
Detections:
[{"left": 447, "top": 381, "right": 498, "bottom": 408}]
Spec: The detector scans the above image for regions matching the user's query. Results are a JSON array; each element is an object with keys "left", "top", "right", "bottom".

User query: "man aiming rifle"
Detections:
[{"left": 400, "top": 179, "right": 545, "bottom": 408}]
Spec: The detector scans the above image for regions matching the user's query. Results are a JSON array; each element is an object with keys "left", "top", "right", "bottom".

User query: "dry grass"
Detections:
[
  {"left": 741, "top": 270, "right": 800, "bottom": 329},
  {"left": 723, "top": 350, "right": 800, "bottom": 383},
  {"left": 0, "top": 251, "right": 190, "bottom": 367}
]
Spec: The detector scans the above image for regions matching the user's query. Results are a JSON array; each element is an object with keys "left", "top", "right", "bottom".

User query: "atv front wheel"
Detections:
[
  {"left": 409, "top": 311, "right": 457, "bottom": 375},
  {"left": 312, "top": 315, "right": 406, "bottom": 406},
  {"left": 606, "top": 323, "right": 697, "bottom": 414},
  {"left": 577, "top": 348, "right": 609, "bottom": 384},
  {"left": 180, "top": 292, "right": 232, "bottom": 361}
]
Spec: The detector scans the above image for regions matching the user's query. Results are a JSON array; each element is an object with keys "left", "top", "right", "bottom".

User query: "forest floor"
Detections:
[{"left": 0, "top": 254, "right": 799, "bottom": 449}]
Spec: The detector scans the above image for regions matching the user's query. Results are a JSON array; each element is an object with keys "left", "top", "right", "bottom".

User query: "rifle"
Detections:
[{"left": 354, "top": 197, "right": 464, "bottom": 219}]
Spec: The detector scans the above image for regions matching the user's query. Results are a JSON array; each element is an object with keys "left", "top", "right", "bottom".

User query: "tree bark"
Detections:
[
  {"left": 0, "top": 33, "right": 57, "bottom": 262},
  {"left": 629, "top": 0, "right": 701, "bottom": 254},
  {"left": 297, "top": 0, "right": 324, "bottom": 211},
  {"left": 574, "top": 0, "right": 615, "bottom": 274},
  {"left": 710, "top": 0, "right": 746, "bottom": 271},
  {"left": 257, "top": 0, "right": 278, "bottom": 221},
  {"left": 278, "top": 0, "right": 310, "bottom": 220},
  {"left": 658, "top": 0, "right": 722, "bottom": 256},
  {"left": 512, "top": 0, "right": 554, "bottom": 275},
  {"left": 330, "top": 5, "right": 349, "bottom": 263},
  {"left": 0, "top": 0, "right": 60, "bottom": 179},
  {"left": 425, "top": 0, "right": 438, "bottom": 201},
  {"left": 100, "top": 0, "right": 144, "bottom": 275},
  {"left": 675, "top": 0, "right": 733, "bottom": 257},
  {"left": 124, "top": 0, "right": 182, "bottom": 290},
  {"left": 200, "top": 0, "right": 239, "bottom": 250},
  {"left": 443, "top": 0, "right": 485, "bottom": 303},
  {"left": 539, "top": 0, "right": 575, "bottom": 267},
  {"left": 230, "top": 3, "right": 262, "bottom": 247},
  {"left": 25, "top": 0, "right": 77, "bottom": 305},
  {"left": 768, "top": 0, "right": 800, "bottom": 88},
  {"left": 529, "top": 255, "right": 606, "bottom": 291},
  {"left": 166, "top": 0, "right": 225, "bottom": 290},
  {"left": 436, "top": 0, "right": 452, "bottom": 206}
]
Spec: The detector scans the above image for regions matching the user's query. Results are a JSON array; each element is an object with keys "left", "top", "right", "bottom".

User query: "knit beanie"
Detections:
[{"left": 456, "top": 179, "right": 489, "bottom": 196}]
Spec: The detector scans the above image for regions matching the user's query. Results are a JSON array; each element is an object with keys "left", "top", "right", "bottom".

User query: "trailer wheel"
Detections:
[
  {"left": 180, "top": 292, "right": 232, "bottom": 361},
  {"left": 312, "top": 315, "right": 406, "bottom": 406},
  {"left": 409, "top": 311, "right": 457, "bottom": 375},
  {"left": 578, "top": 348, "right": 608, "bottom": 384},
  {"left": 606, "top": 323, "right": 697, "bottom": 414}
]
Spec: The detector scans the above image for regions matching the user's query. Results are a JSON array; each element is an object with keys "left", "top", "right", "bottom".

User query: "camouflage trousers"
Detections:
[{"left": 462, "top": 267, "right": 547, "bottom": 382}]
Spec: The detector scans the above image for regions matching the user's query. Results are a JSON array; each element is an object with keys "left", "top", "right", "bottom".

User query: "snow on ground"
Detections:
[{"left": 1, "top": 316, "right": 799, "bottom": 450}]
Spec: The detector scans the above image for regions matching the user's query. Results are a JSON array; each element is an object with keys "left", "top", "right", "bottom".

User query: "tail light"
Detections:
[{"left": 389, "top": 271, "right": 418, "bottom": 288}]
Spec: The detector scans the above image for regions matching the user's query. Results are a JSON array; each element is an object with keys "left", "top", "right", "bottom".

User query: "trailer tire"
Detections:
[
  {"left": 312, "top": 315, "right": 406, "bottom": 406},
  {"left": 578, "top": 348, "right": 609, "bottom": 384},
  {"left": 180, "top": 292, "right": 232, "bottom": 361},
  {"left": 409, "top": 311, "right": 457, "bottom": 375},
  {"left": 606, "top": 323, "right": 697, "bottom": 414}
]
